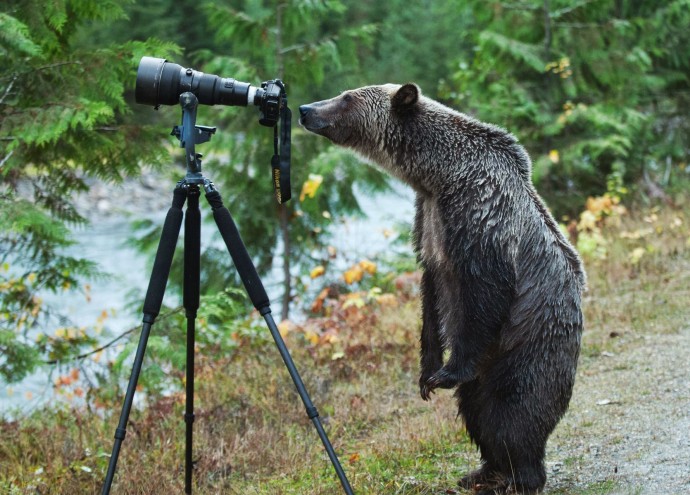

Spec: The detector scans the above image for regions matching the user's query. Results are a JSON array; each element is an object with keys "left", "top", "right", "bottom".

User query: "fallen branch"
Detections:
[{"left": 44, "top": 306, "right": 184, "bottom": 365}]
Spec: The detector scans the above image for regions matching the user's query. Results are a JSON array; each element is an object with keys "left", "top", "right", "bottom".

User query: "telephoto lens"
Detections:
[{"left": 135, "top": 57, "right": 255, "bottom": 108}]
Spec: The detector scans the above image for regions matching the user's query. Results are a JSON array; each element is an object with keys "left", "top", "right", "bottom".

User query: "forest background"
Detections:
[{"left": 1, "top": 1, "right": 689, "bottom": 493}]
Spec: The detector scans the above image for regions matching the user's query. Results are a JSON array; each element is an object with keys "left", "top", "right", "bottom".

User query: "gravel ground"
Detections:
[{"left": 546, "top": 324, "right": 690, "bottom": 494}]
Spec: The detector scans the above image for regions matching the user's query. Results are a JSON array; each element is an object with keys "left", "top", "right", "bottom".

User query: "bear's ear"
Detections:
[{"left": 392, "top": 83, "right": 420, "bottom": 110}]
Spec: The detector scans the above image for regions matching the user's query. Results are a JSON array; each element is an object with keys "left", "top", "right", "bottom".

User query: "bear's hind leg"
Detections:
[
  {"left": 470, "top": 452, "right": 545, "bottom": 494},
  {"left": 476, "top": 411, "right": 548, "bottom": 493},
  {"left": 457, "top": 380, "right": 505, "bottom": 491},
  {"left": 473, "top": 361, "right": 556, "bottom": 493}
]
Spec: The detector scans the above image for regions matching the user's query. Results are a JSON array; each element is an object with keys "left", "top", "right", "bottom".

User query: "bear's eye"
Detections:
[{"left": 343, "top": 93, "right": 353, "bottom": 103}]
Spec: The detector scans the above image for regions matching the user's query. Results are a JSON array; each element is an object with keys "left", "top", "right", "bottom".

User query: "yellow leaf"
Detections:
[
  {"left": 310, "top": 265, "right": 326, "bottom": 279},
  {"left": 331, "top": 351, "right": 345, "bottom": 361},
  {"left": 358, "top": 259, "right": 377, "bottom": 275},
  {"left": 548, "top": 150, "right": 560, "bottom": 164},
  {"left": 299, "top": 174, "right": 323, "bottom": 201},
  {"left": 343, "top": 265, "right": 363, "bottom": 285},
  {"left": 578, "top": 210, "right": 598, "bottom": 232},
  {"left": 367, "top": 287, "right": 382, "bottom": 299},
  {"left": 343, "top": 293, "right": 365, "bottom": 309},
  {"left": 278, "top": 319, "right": 296, "bottom": 338}
]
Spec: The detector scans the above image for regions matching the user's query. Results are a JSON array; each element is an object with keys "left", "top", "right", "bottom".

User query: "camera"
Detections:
[{"left": 135, "top": 56, "right": 285, "bottom": 128}]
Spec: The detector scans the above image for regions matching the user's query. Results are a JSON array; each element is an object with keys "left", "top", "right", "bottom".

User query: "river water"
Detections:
[{"left": 0, "top": 181, "right": 415, "bottom": 415}]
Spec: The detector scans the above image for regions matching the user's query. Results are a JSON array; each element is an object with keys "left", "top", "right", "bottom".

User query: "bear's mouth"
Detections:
[{"left": 300, "top": 119, "right": 330, "bottom": 132}]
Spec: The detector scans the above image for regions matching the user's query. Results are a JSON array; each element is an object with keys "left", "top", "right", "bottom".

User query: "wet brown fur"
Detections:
[{"left": 300, "top": 84, "right": 586, "bottom": 493}]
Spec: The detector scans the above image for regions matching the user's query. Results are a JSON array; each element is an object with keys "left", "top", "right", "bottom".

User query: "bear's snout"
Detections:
[{"left": 298, "top": 101, "right": 330, "bottom": 134}]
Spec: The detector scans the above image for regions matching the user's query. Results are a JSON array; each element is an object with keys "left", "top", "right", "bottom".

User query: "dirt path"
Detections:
[{"left": 546, "top": 324, "right": 690, "bottom": 494}]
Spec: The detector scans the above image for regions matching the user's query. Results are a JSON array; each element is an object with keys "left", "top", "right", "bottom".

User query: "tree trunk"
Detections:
[
  {"left": 543, "top": 0, "right": 553, "bottom": 154},
  {"left": 543, "top": 0, "right": 552, "bottom": 58}
]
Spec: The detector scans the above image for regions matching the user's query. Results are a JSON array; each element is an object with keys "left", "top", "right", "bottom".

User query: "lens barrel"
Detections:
[{"left": 135, "top": 57, "right": 252, "bottom": 108}]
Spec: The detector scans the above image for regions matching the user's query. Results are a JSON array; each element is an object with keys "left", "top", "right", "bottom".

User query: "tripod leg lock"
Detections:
[
  {"left": 306, "top": 406, "right": 319, "bottom": 420},
  {"left": 184, "top": 412, "right": 195, "bottom": 424},
  {"left": 114, "top": 427, "right": 127, "bottom": 441}
]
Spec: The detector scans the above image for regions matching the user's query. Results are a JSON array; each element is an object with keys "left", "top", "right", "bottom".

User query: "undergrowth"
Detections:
[{"left": 1, "top": 202, "right": 688, "bottom": 494}]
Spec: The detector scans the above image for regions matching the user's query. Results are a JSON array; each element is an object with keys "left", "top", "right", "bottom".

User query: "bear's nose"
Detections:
[
  {"left": 299, "top": 104, "right": 316, "bottom": 126},
  {"left": 298, "top": 104, "right": 312, "bottom": 120}
]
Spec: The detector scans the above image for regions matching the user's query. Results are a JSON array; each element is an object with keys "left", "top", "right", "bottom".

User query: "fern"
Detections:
[{"left": 479, "top": 31, "right": 545, "bottom": 72}]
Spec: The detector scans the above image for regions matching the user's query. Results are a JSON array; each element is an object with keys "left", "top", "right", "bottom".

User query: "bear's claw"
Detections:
[
  {"left": 419, "top": 381, "right": 435, "bottom": 401},
  {"left": 421, "top": 365, "right": 475, "bottom": 399}
]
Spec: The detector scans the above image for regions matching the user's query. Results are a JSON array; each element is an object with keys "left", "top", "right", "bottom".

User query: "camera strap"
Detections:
[{"left": 271, "top": 81, "right": 291, "bottom": 204}]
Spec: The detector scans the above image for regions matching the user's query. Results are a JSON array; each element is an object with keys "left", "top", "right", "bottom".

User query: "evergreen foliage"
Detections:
[
  {"left": 0, "top": 0, "right": 179, "bottom": 382},
  {"left": 0, "top": 0, "right": 688, "bottom": 394},
  {"left": 191, "top": 0, "right": 388, "bottom": 319},
  {"left": 443, "top": 0, "right": 690, "bottom": 215}
]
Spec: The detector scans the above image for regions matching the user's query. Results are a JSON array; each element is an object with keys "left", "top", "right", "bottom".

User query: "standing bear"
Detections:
[{"left": 299, "top": 84, "right": 586, "bottom": 494}]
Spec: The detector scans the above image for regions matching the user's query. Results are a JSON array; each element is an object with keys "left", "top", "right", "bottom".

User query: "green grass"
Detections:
[
  {"left": 549, "top": 480, "right": 619, "bottom": 495},
  {"left": 1, "top": 204, "right": 688, "bottom": 494}
]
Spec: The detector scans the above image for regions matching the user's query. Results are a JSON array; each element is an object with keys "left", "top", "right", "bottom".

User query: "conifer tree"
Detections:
[
  {"left": 192, "top": 0, "right": 387, "bottom": 319},
  {"left": 0, "top": 1, "right": 179, "bottom": 382},
  {"left": 444, "top": 0, "right": 690, "bottom": 214}
]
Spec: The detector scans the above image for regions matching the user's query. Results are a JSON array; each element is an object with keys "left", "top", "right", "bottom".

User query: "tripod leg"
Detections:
[
  {"left": 205, "top": 187, "right": 354, "bottom": 495},
  {"left": 102, "top": 186, "right": 187, "bottom": 495},
  {"left": 183, "top": 185, "right": 201, "bottom": 494}
]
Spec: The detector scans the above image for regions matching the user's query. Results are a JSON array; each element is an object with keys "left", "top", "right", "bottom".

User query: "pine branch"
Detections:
[{"left": 30, "top": 61, "right": 82, "bottom": 74}]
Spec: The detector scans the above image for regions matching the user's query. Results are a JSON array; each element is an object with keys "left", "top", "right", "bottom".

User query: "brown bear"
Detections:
[{"left": 299, "top": 84, "right": 586, "bottom": 494}]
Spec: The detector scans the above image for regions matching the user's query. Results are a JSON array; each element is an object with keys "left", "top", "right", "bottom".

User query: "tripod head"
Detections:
[
  {"left": 170, "top": 90, "right": 292, "bottom": 204},
  {"left": 171, "top": 93, "right": 215, "bottom": 185}
]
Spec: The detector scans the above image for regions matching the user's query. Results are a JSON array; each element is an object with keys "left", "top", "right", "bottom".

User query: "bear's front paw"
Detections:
[{"left": 424, "top": 365, "right": 475, "bottom": 397}]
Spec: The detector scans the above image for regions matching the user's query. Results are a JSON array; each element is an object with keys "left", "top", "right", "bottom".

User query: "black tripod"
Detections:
[{"left": 102, "top": 92, "right": 354, "bottom": 494}]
